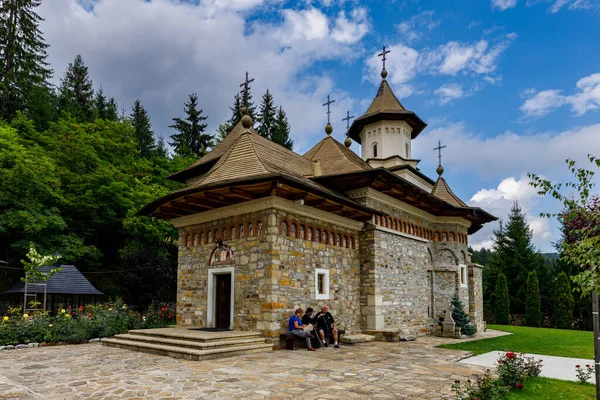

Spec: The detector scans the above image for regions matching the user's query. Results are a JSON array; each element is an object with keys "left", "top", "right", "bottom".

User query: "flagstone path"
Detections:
[{"left": 0, "top": 330, "right": 508, "bottom": 400}]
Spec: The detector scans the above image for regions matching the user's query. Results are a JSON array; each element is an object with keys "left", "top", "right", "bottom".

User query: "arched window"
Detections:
[
  {"left": 248, "top": 222, "right": 254, "bottom": 237},
  {"left": 385, "top": 127, "right": 389, "bottom": 134},
  {"left": 378, "top": 128, "right": 381, "bottom": 135},
  {"left": 281, "top": 220, "right": 288, "bottom": 236},
  {"left": 397, "top": 128, "right": 401, "bottom": 134},
  {"left": 257, "top": 221, "right": 263, "bottom": 236},
  {"left": 373, "top": 143, "right": 378, "bottom": 158},
  {"left": 405, "top": 143, "right": 409, "bottom": 158}
]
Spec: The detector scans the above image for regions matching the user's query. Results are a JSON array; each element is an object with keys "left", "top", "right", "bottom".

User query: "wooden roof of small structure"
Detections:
[
  {"left": 303, "top": 136, "right": 372, "bottom": 175},
  {"left": 4, "top": 265, "right": 103, "bottom": 295}
]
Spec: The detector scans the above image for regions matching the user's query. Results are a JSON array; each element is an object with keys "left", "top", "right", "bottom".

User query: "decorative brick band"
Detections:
[
  {"left": 372, "top": 214, "right": 467, "bottom": 244},
  {"left": 182, "top": 219, "right": 264, "bottom": 247},
  {"left": 280, "top": 219, "right": 356, "bottom": 249}
]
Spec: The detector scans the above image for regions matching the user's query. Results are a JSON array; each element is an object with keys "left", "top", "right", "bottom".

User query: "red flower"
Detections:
[
  {"left": 67, "top": 306, "right": 72, "bottom": 310},
  {"left": 79, "top": 306, "right": 84, "bottom": 311},
  {"left": 88, "top": 313, "right": 92, "bottom": 317},
  {"left": 586, "top": 364, "right": 591, "bottom": 368},
  {"left": 454, "top": 380, "right": 460, "bottom": 384},
  {"left": 516, "top": 383, "right": 524, "bottom": 390},
  {"left": 505, "top": 352, "right": 515, "bottom": 359},
  {"left": 576, "top": 365, "right": 581, "bottom": 368}
]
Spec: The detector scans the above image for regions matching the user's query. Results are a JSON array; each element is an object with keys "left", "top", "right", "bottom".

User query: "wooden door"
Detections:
[{"left": 215, "top": 274, "right": 231, "bottom": 329}]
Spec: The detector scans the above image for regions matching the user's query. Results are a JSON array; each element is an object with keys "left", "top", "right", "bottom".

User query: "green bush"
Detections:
[
  {"left": 555, "top": 272, "right": 574, "bottom": 329},
  {"left": 451, "top": 293, "right": 477, "bottom": 336},
  {"left": 495, "top": 273, "right": 510, "bottom": 325},
  {"left": 525, "top": 271, "right": 541, "bottom": 327}
]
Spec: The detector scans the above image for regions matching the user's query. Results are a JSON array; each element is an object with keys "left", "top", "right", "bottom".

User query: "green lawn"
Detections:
[
  {"left": 438, "top": 325, "right": 593, "bottom": 359},
  {"left": 507, "top": 378, "right": 595, "bottom": 399}
]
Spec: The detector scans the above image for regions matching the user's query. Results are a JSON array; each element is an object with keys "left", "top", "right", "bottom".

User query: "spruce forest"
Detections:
[{"left": 0, "top": 0, "right": 293, "bottom": 309}]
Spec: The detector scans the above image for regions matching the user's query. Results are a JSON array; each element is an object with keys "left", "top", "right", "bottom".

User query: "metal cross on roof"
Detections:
[
  {"left": 322, "top": 95, "right": 336, "bottom": 124},
  {"left": 433, "top": 140, "right": 447, "bottom": 166},
  {"left": 378, "top": 45, "right": 391, "bottom": 71},
  {"left": 342, "top": 110, "right": 355, "bottom": 132},
  {"left": 239, "top": 71, "right": 255, "bottom": 109}
]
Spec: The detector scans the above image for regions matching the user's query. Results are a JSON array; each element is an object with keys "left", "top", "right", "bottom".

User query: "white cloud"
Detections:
[
  {"left": 365, "top": 43, "right": 420, "bottom": 97},
  {"left": 434, "top": 83, "right": 478, "bottom": 104},
  {"left": 397, "top": 10, "right": 440, "bottom": 44},
  {"left": 526, "top": 0, "right": 599, "bottom": 12},
  {"left": 38, "top": 0, "right": 371, "bottom": 153},
  {"left": 491, "top": 0, "right": 518, "bottom": 10},
  {"left": 520, "top": 73, "right": 600, "bottom": 117}
]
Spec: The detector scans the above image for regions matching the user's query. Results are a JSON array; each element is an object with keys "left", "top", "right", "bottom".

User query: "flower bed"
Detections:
[{"left": 0, "top": 299, "right": 175, "bottom": 346}]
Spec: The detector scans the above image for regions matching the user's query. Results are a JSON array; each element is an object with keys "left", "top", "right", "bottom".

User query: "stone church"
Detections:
[{"left": 140, "top": 58, "right": 496, "bottom": 341}]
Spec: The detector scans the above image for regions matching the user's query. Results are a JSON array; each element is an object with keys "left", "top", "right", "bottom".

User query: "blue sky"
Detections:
[{"left": 38, "top": 0, "right": 600, "bottom": 252}]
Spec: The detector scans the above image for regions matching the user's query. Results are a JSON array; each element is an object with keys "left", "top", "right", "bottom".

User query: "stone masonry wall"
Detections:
[{"left": 468, "top": 264, "right": 485, "bottom": 331}]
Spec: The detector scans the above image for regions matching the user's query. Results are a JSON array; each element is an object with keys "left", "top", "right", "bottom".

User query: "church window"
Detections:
[
  {"left": 368, "top": 131, "right": 371, "bottom": 137},
  {"left": 405, "top": 143, "right": 409, "bottom": 158},
  {"left": 378, "top": 128, "right": 381, "bottom": 135},
  {"left": 315, "top": 229, "right": 320, "bottom": 243},
  {"left": 208, "top": 231, "right": 213, "bottom": 243},
  {"left": 257, "top": 221, "right": 263, "bottom": 236},
  {"left": 308, "top": 227, "right": 313, "bottom": 241},
  {"left": 459, "top": 264, "right": 468, "bottom": 287},
  {"left": 373, "top": 144, "right": 378, "bottom": 158},
  {"left": 315, "top": 268, "right": 330, "bottom": 300},
  {"left": 336, "top": 233, "right": 341, "bottom": 246},
  {"left": 299, "top": 225, "right": 305, "bottom": 240},
  {"left": 322, "top": 231, "right": 328, "bottom": 244},
  {"left": 385, "top": 127, "right": 389, "bottom": 134},
  {"left": 192, "top": 233, "right": 197, "bottom": 246},
  {"left": 290, "top": 223, "right": 297, "bottom": 238},
  {"left": 281, "top": 221, "right": 288, "bottom": 236},
  {"left": 248, "top": 222, "right": 254, "bottom": 237},
  {"left": 239, "top": 224, "right": 244, "bottom": 238}
]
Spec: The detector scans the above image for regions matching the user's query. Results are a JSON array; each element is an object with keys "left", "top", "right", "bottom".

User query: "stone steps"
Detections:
[
  {"left": 102, "top": 328, "right": 273, "bottom": 361},
  {"left": 112, "top": 333, "right": 267, "bottom": 350},
  {"left": 102, "top": 338, "right": 273, "bottom": 361}
]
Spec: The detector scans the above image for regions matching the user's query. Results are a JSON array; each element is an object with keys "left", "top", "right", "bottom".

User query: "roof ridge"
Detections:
[
  {"left": 330, "top": 137, "right": 372, "bottom": 170},
  {"left": 247, "top": 132, "right": 271, "bottom": 173},
  {"left": 303, "top": 137, "right": 327, "bottom": 159},
  {"left": 432, "top": 176, "right": 468, "bottom": 207}
]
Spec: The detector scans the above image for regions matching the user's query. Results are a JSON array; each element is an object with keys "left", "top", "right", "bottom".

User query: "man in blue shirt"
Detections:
[{"left": 289, "top": 308, "right": 316, "bottom": 351}]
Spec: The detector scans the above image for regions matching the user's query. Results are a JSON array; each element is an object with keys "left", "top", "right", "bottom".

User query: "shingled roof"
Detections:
[
  {"left": 431, "top": 175, "right": 468, "bottom": 208},
  {"left": 303, "top": 136, "right": 372, "bottom": 175},
  {"left": 347, "top": 79, "right": 427, "bottom": 143},
  {"left": 4, "top": 265, "right": 103, "bottom": 295}
]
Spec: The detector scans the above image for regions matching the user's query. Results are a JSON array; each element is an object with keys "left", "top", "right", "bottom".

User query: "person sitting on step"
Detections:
[
  {"left": 315, "top": 304, "right": 340, "bottom": 348},
  {"left": 289, "top": 308, "right": 316, "bottom": 351}
]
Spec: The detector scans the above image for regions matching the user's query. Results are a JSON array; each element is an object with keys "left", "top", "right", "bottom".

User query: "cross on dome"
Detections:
[
  {"left": 378, "top": 45, "right": 391, "bottom": 79},
  {"left": 322, "top": 94, "right": 336, "bottom": 135},
  {"left": 342, "top": 110, "right": 355, "bottom": 148},
  {"left": 239, "top": 71, "right": 255, "bottom": 128},
  {"left": 433, "top": 140, "right": 447, "bottom": 176}
]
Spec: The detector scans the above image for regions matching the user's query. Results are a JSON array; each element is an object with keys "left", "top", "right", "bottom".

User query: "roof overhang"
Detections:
[
  {"left": 347, "top": 110, "right": 427, "bottom": 144},
  {"left": 313, "top": 168, "right": 497, "bottom": 234}
]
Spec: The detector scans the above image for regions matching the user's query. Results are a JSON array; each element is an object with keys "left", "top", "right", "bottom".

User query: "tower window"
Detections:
[
  {"left": 405, "top": 143, "right": 409, "bottom": 158},
  {"left": 373, "top": 144, "right": 378, "bottom": 158}
]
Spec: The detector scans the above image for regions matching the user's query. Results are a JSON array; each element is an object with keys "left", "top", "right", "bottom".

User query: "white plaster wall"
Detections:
[{"left": 360, "top": 120, "right": 413, "bottom": 160}]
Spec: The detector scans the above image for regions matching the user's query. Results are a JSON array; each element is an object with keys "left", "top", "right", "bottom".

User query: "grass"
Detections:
[
  {"left": 506, "top": 378, "right": 595, "bottom": 399},
  {"left": 438, "top": 324, "right": 593, "bottom": 359}
]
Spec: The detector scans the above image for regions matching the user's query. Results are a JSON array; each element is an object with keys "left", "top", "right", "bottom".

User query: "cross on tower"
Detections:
[
  {"left": 322, "top": 95, "right": 336, "bottom": 124},
  {"left": 378, "top": 45, "right": 391, "bottom": 71},
  {"left": 342, "top": 110, "right": 355, "bottom": 132},
  {"left": 433, "top": 140, "right": 447, "bottom": 166},
  {"left": 239, "top": 71, "right": 255, "bottom": 110}
]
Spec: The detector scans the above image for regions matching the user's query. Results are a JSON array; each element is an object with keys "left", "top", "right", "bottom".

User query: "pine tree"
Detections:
[
  {"left": 256, "top": 90, "right": 276, "bottom": 140},
  {"left": 451, "top": 293, "right": 476, "bottom": 336},
  {"left": 227, "top": 94, "right": 243, "bottom": 131},
  {"left": 169, "top": 93, "right": 212, "bottom": 158},
  {"left": 495, "top": 273, "right": 510, "bottom": 325},
  {"left": 213, "top": 123, "right": 231, "bottom": 146},
  {"left": 59, "top": 55, "right": 95, "bottom": 122},
  {"left": 525, "top": 270, "right": 541, "bottom": 327},
  {"left": 105, "top": 97, "right": 119, "bottom": 122},
  {"left": 131, "top": 99, "right": 156, "bottom": 158},
  {"left": 555, "top": 272, "right": 574, "bottom": 329},
  {"left": 0, "top": 0, "right": 52, "bottom": 120},
  {"left": 95, "top": 88, "right": 107, "bottom": 119},
  {"left": 272, "top": 106, "right": 293, "bottom": 150},
  {"left": 154, "top": 135, "right": 168, "bottom": 159}
]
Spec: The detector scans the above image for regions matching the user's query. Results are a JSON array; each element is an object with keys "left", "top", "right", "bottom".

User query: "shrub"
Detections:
[
  {"left": 450, "top": 369, "right": 509, "bottom": 400},
  {"left": 451, "top": 293, "right": 477, "bottom": 336},
  {"left": 575, "top": 364, "right": 594, "bottom": 384},
  {"left": 495, "top": 273, "right": 510, "bottom": 325},
  {"left": 555, "top": 272, "right": 574, "bottom": 329},
  {"left": 525, "top": 271, "right": 541, "bottom": 327},
  {"left": 497, "top": 352, "right": 543, "bottom": 388}
]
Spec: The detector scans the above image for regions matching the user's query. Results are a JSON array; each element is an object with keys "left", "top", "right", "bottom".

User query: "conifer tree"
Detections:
[
  {"left": 272, "top": 106, "right": 293, "bottom": 150},
  {"left": 105, "top": 97, "right": 119, "bottom": 122},
  {"left": 451, "top": 293, "right": 476, "bottom": 336},
  {"left": 169, "top": 93, "right": 212, "bottom": 158},
  {"left": 227, "top": 94, "right": 243, "bottom": 132},
  {"left": 213, "top": 122, "right": 231, "bottom": 146},
  {"left": 154, "top": 135, "right": 168, "bottom": 159},
  {"left": 131, "top": 99, "right": 156, "bottom": 158},
  {"left": 59, "top": 55, "right": 95, "bottom": 122},
  {"left": 525, "top": 270, "right": 541, "bottom": 327},
  {"left": 0, "top": 0, "right": 52, "bottom": 120},
  {"left": 256, "top": 90, "right": 276, "bottom": 140},
  {"left": 95, "top": 88, "right": 108, "bottom": 119},
  {"left": 495, "top": 273, "right": 510, "bottom": 325},
  {"left": 555, "top": 271, "right": 574, "bottom": 329}
]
